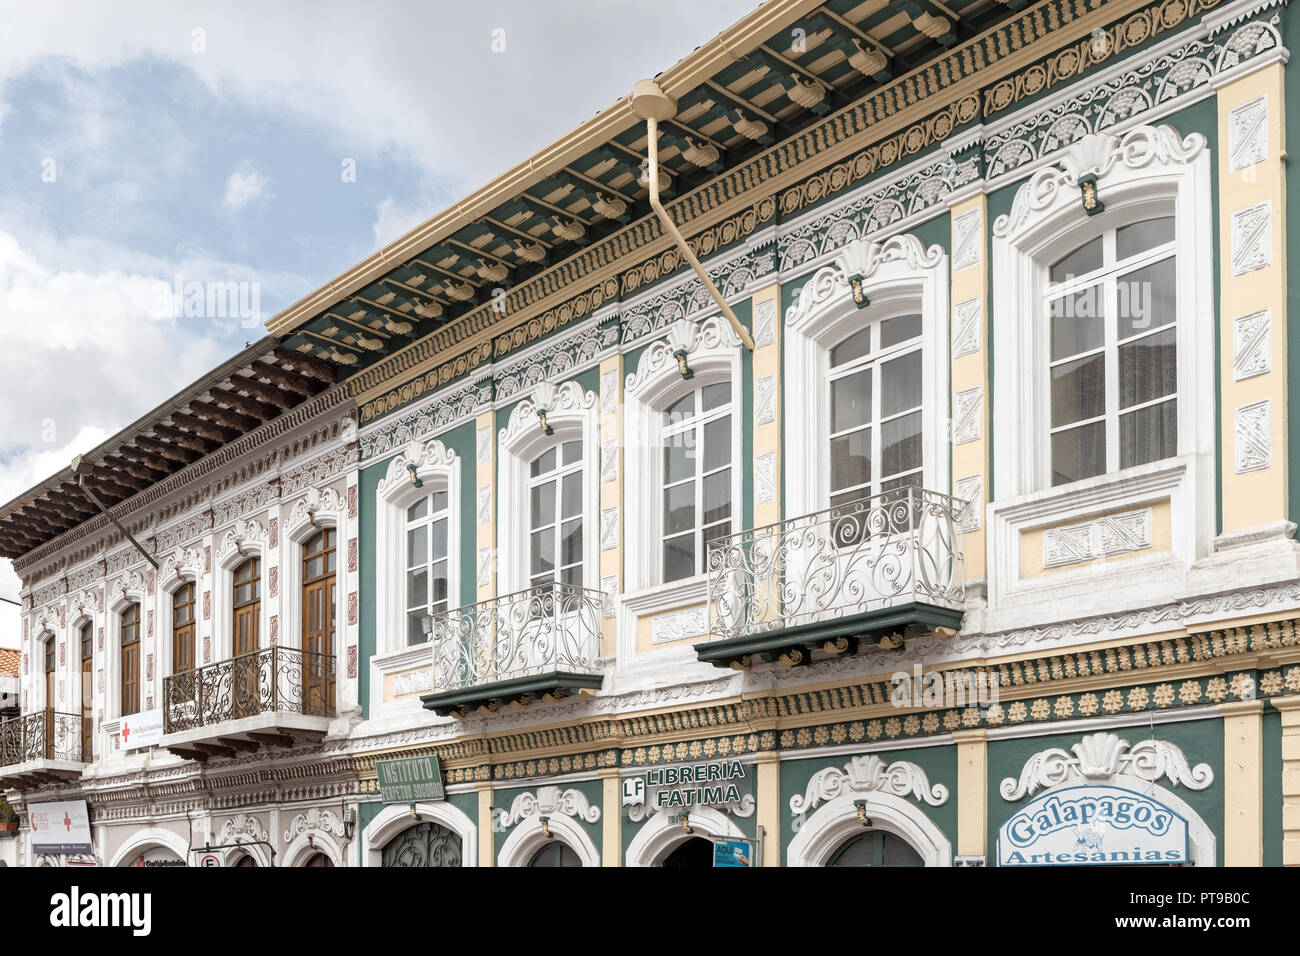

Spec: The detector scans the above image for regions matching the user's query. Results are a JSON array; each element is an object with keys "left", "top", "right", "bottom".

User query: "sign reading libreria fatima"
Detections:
[
  {"left": 376, "top": 755, "right": 445, "bottom": 803},
  {"left": 997, "top": 785, "right": 1189, "bottom": 866},
  {"left": 625, "top": 759, "right": 750, "bottom": 813}
]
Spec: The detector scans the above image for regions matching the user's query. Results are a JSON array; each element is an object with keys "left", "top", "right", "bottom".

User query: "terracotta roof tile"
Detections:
[{"left": 0, "top": 647, "right": 19, "bottom": 676}]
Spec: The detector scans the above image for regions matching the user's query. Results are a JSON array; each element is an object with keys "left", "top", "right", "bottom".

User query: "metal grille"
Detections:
[{"left": 162, "top": 647, "right": 336, "bottom": 734}]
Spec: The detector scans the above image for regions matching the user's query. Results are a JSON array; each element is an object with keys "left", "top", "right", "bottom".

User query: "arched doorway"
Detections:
[
  {"left": 661, "top": 837, "right": 714, "bottom": 868},
  {"left": 302, "top": 852, "right": 334, "bottom": 868},
  {"left": 381, "top": 821, "right": 462, "bottom": 868},
  {"left": 232, "top": 854, "right": 257, "bottom": 868},
  {"left": 827, "top": 830, "right": 924, "bottom": 867},
  {"left": 527, "top": 842, "right": 582, "bottom": 867}
]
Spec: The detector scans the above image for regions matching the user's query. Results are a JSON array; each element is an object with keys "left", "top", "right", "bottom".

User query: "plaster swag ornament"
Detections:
[
  {"left": 789, "top": 754, "right": 950, "bottom": 815},
  {"left": 498, "top": 380, "right": 596, "bottom": 448},
  {"left": 218, "top": 812, "right": 269, "bottom": 846},
  {"left": 218, "top": 518, "right": 266, "bottom": 563},
  {"left": 161, "top": 546, "right": 203, "bottom": 585},
  {"left": 624, "top": 315, "right": 742, "bottom": 394},
  {"left": 496, "top": 784, "right": 601, "bottom": 828},
  {"left": 784, "top": 234, "right": 944, "bottom": 330},
  {"left": 290, "top": 485, "right": 344, "bottom": 532},
  {"left": 282, "top": 807, "right": 346, "bottom": 842},
  {"left": 377, "top": 438, "right": 457, "bottom": 496},
  {"left": 1000, "top": 731, "right": 1214, "bottom": 800}
]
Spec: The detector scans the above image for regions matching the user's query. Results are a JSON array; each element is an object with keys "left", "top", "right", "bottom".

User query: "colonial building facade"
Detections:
[{"left": 3, "top": 0, "right": 1299, "bottom": 866}]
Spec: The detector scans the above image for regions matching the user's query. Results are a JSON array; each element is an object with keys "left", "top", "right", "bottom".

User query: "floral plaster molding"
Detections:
[
  {"left": 790, "top": 754, "right": 950, "bottom": 815},
  {"left": 496, "top": 784, "right": 601, "bottom": 827},
  {"left": 1000, "top": 731, "right": 1213, "bottom": 800},
  {"left": 282, "top": 806, "right": 346, "bottom": 842},
  {"left": 784, "top": 234, "right": 944, "bottom": 330}
]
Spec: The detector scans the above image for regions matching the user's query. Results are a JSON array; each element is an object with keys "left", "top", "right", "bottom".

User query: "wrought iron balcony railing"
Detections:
[
  {"left": 0, "top": 709, "right": 85, "bottom": 766},
  {"left": 430, "top": 582, "right": 604, "bottom": 694},
  {"left": 163, "top": 646, "right": 336, "bottom": 734},
  {"left": 705, "top": 485, "right": 965, "bottom": 645}
]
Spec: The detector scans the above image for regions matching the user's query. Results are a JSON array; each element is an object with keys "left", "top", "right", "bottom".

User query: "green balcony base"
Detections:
[
  {"left": 421, "top": 671, "right": 604, "bottom": 718},
  {"left": 694, "top": 602, "right": 964, "bottom": 670}
]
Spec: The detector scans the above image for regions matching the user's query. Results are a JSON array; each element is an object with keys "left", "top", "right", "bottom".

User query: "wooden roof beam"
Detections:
[
  {"left": 270, "top": 347, "right": 336, "bottom": 383},
  {"left": 152, "top": 424, "right": 219, "bottom": 454},
  {"left": 189, "top": 401, "right": 259, "bottom": 433},
  {"left": 133, "top": 435, "right": 201, "bottom": 464},
  {"left": 209, "top": 388, "right": 278, "bottom": 422},
  {"left": 252, "top": 367, "right": 317, "bottom": 397},
  {"left": 169, "top": 412, "right": 239, "bottom": 444},
  {"left": 228, "top": 374, "right": 299, "bottom": 408}
]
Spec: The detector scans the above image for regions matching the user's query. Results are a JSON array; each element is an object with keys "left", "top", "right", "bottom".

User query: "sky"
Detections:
[{"left": 0, "top": 0, "right": 760, "bottom": 645}]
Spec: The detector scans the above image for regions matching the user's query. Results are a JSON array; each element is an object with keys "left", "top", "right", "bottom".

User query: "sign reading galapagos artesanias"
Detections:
[{"left": 375, "top": 755, "right": 445, "bottom": 804}]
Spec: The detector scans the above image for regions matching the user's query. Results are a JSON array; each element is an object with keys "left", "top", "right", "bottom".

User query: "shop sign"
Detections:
[
  {"left": 376, "top": 755, "right": 445, "bottom": 803},
  {"left": 712, "top": 838, "right": 754, "bottom": 868},
  {"left": 998, "top": 784, "right": 1189, "bottom": 866},
  {"left": 29, "top": 800, "right": 92, "bottom": 855},
  {"left": 120, "top": 709, "right": 164, "bottom": 752},
  {"left": 623, "top": 759, "right": 750, "bottom": 813}
]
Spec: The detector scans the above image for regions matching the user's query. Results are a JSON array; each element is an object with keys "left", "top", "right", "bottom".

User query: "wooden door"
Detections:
[
  {"left": 80, "top": 623, "right": 93, "bottom": 762},
  {"left": 120, "top": 604, "right": 140, "bottom": 718},
  {"left": 301, "top": 530, "right": 336, "bottom": 714},
  {"left": 231, "top": 558, "right": 261, "bottom": 717},
  {"left": 44, "top": 638, "right": 55, "bottom": 758}
]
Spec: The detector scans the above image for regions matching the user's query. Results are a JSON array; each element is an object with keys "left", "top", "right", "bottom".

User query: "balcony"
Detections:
[
  {"left": 161, "top": 646, "right": 336, "bottom": 760},
  {"left": 0, "top": 710, "right": 87, "bottom": 788},
  {"left": 697, "top": 486, "right": 965, "bottom": 669},
  {"left": 421, "top": 582, "right": 605, "bottom": 717}
]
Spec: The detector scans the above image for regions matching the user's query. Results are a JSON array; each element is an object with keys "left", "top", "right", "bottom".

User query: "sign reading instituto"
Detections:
[{"left": 375, "top": 756, "right": 445, "bottom": 804}]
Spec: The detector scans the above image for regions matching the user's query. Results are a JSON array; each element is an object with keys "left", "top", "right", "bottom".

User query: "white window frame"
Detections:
[
  {"left": 988, "top": 124, "right": 1214, "bottom": 609},
  {"left": 497, "top": 381, "right": 599, "bottom": 596},
  {"left": 212, "top": 519, "right": 268, "bottom": 664},
  {"left": 526, "top": 439, "right": 586, "bottom": 589},
  {"left": 282, "top": 485, "right": 347, "bottom": 662},
  {"left": 784, "top": 234, "right": 950, "bottom": 519}
]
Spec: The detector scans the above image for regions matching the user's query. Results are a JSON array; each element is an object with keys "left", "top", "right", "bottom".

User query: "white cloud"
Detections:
[
  {"left": 222, "top": 167, "right": 269, "bottom": 212},
  {"left": 370, "top": 195, "right": 439, "bottom": 250}
]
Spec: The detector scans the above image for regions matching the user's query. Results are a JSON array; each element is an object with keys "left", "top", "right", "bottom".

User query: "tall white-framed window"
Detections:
[
  {"left": 827, "top": 312, "right": 924, "bottom": 510},
  {"left": 784, "top": 235, "right": 950, "bottom": 520},
  {"left": 1045, "top": 215, "right": 1177, "bottom": 486},
  {"left": 661, "top": 381, "right": 733, "bottom": 583},
  {"left": 405, "top": 488, "right": 452, "bottom": 645},
  {"left": 528, "top": 439, "right": 585, "bottom": 588}
]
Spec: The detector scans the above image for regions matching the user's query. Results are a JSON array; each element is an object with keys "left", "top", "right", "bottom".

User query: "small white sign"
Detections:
[
  {"left": 198, "top": 853, "right": 222, "bottom": 868},
  {"left": 119, "top": 709, "right": 164, "bottom": 751},
  {"left": 30, "top": 800, "right": 92, "bottom": 855}
]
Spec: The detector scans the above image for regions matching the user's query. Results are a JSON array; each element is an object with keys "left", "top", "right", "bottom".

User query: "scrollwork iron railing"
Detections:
[
  {"left": 162, "top": 646, "right": 336, "bottom": 734},
  {"left": 430, "top": 582, "right": 604, "bottom": 693},
  {"left": 706, "top": 485, "right": 965, "bottom": 643},
  {"left": 0, "top": 709, "right": 85, "bottom": 766}
]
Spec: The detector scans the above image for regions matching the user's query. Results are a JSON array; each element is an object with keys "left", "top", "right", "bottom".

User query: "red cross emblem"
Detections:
[
  {"left": 63, "top": 813, "right": 72, "bottom": 832},
  {"left": 122, "top": 723, "right": 130, "bottom": 742}
]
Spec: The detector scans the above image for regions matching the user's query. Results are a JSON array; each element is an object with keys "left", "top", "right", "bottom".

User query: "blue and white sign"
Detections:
[
  {"left": 998, "top": 784, "right": 1189, "bottom": 866},
  {"left": 712, "top": 838, "right": 754, "bottom": 868}
]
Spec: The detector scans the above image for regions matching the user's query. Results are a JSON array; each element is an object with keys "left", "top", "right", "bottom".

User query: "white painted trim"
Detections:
[
  {"left": 498, "top": 814, "right": 600, "bottom": 867},
  {"left": 625, "top": 805, "right": 744, "bottom": 867},
  {"left": 282, "top": 829, "right": 344, "bottom": 868},
  {"left": 786, "top": 791, "right": 952, "bottom": 867},
  {"left": 108, "top": 826, "right": 190, "bottom": 867},
  {"left": 362, "top": 801, "right": 477, "bottom": 868}
]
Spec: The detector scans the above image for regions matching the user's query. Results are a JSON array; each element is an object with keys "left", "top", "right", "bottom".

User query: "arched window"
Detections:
[
  {"left": 827, "top": 830, "right": 924, "bottom": 867},
  {"left": 79, "top": 622, "right": 93, "bottom": 762},
  {"left": 120, "top": 603, "right": 140, "bottom": 717},
  {"left": 232, "top": 855, "right": 257, "bottom": 868},
  {"left": 661, "top": 382, "right": 732, "bottom": 583},
  {"left": 302, "top": 529, "right": 337, "bottom": 711},
  {"left": 528, "top": 842, "right": 582, "bottom": 867},
  {"left": 405, "top": 490, "right": 450, "bottom": 646},
  {"left": 303, "top": 852, "right": 334, "bottom": 868},
  {"left": 232, "top": 558, "right": 261, "bottom": 656},
  {"left": 1045, "top": 215, "right": 1177, "bottom": 485},
  {"left": 172, "top": 584, "right": 195, "bottom": 674},
  {"left": 528, "top": 440, "right": 584, "bottom": 588},
  {"left": 381, "top": 821, "right": 462, "bottom": 868},
  {"left": 828, "top": 313, "right": 924, "bottom": 510}
]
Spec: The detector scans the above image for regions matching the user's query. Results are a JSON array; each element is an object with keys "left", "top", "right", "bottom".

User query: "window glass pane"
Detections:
[
  {"left": 530, "top": 528, "right": 555, "bottom": 577},
  {"left": 406, "top": 568, "right": 427, "bottom": 609},
  {"left": 561, "top": 473, "right": 582, "bottom": 518},
  {"left": 830, "top": 429, "right": 871, "bottom": 496},
  {"left": 880, "top": 313, "right": 922, "bottom": 349},
  {"left": 1116, "top": 216, "right": 1174, "bottom": 260},
  {"left": 1050, "top": 286, "right": 1105, "bottom": 361},
  {"left": 881, "top": 471, "right": 922, "bottom": 497},
  {"left": 431, "top": 561, "right": 448, "bottom": 606},
  {"left": 831, "top": 369, "right": 871, "bottom": 433},
  {"left": 1049, "top": 236, "right": 1103, "bottom": 283},
  {"left": 1051, "top": 353, "right": 1106, "bottom": 427},
  {"left": 326, "top": 549, "right": 336, "bottom": 573},
  {"left": 235, "top": 583, "right": 251, "bottom": 605},
  {"left": 703, "top": 521, "right": 731, "bottom": 550},
  {"left": 430, "top": 490, "right": 448, "bottom": 513},
  {"left": 1117, "top": 258, "right": 1176, "bottom": 340},
  {"left": 305, "top": 556, "right": 322, "bottom": 580},
  {"left": 1118, "top": 327, "right": 1177, "bottom": 409},
  {"left": 561, "top": 565, "right": 584, "bottom": 587},
  {"left": 881, "top": 351, "right": 921, "bottom": 416},
  {"left": 1051, "top": 421, "right": 1106, "bottom": 486},
  {"left": 431, "top": 517, "right": 448, "bottom": 560},
  {"left": 562, "top": 440, "right": 582, "bottom": 466},
  {"left": 560, "top": 518, "right": 583, "bottom": 567},
  {"left": 663, "top": 534, "right": 695, "bottom": 582},
  {"left": 531, "top": 482, "right": 555, "bottom": 529},
  {"left": 531, "top": 448, "right": 555, "bottom": 477},
  {"left": 881, "top": 411, "right": 922, "bottom": 480},
  {"left": 1120, "top": 399, "right": 1177, "bottom": 469},
  {"left": 663, "top": 437, "right": 692, "bottom": 485},
  {"left": 702, "top": 417, "right": 730, "bottom": 472},
  {"left": 664, "top": 482, "right": 695, "bottom": 536},
  {"left": 406, "top": 526, "right": 427, "bottom": 568},
  {"left": 407, "top": 611, "right": 426, "bottom": 646},
  {"left": 831, "top": 327, "right": 872, "bottom": 367},
  {"left": 701, "top": 382, "right": 731, "bottom": 411},
  {"left": 406, "top": 498, "right": 428, "bottom": 522},
  {"left": 703, "top": 469, "right": 731, "bottom": 526},
  {"left": 665, "top": 392, "right": 694, "bottom": 423}
]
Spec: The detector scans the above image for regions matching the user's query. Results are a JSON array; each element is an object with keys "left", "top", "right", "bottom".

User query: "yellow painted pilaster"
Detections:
[
  {"left": 600, "top": 767, "right": 623, "bottom": 866},
  {"left": 952, "top": 729, "right": 988, "bottom": 858},
  {"left": 754, "top": 751, "right": 781, "bottom": 866},
  {"left": 949, "top": 195, "right": 988, "bottom": 580},
  {"left": 1274, "top": 696, "right": 1300, "bottom": 865},
  {"left": 475, "top": 410, "right": 496, "bottom": 603},
  {"left": 477, "top": 781, "right": 495, "bottom": 867},
  {"left": 751, "top": 284, "right": 782, "bottom": 529},
  {"left": 599, "top": 355, "right": 624, "bottom": 659},
  {"left": 1221, "top": 699, "right": 1264, "bottom": 866},
  {"left": 1217, "top": 61, "right": 1288, "bottom": 532}
]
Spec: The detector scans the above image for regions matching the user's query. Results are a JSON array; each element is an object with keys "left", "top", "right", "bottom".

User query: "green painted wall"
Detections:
[{"left": 1264, "top": 705, "right": 1282, "bottom": 868}]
